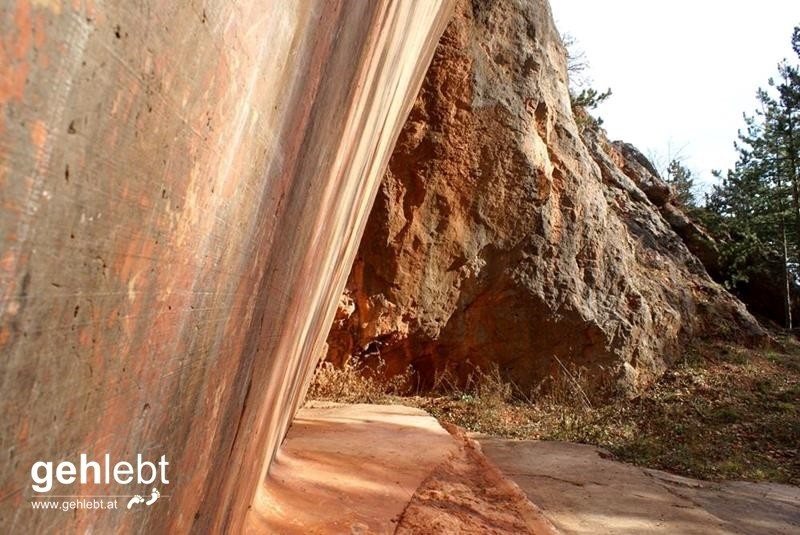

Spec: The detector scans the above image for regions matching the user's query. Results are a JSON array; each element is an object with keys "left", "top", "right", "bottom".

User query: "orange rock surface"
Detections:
[
  {"left": 326, "top": 0, "right": 764, "bottom": 394},
  {"left": 0, "top": 1, "right": 452, "bottom": 531}
]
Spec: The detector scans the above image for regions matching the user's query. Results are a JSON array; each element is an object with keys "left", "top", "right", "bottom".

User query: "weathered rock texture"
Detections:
[
  {"left": 611, "top": 141, "right": 800, "bottom": 328},
  {"left": 0, "top": 1, "right": 452, "bottom": 532},
  {"left": 611, "top": 141, "right": 724, "bottom": 279},
  {"left": 326, "top": 0, "right": 764, "bottom": 393}
]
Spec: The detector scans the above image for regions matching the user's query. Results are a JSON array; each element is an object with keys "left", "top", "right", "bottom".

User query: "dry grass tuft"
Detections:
[{"left": 307, "top": 356, "right": 413, "bottom": 404}]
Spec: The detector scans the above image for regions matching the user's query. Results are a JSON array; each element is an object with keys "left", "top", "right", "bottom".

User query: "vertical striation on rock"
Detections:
[
  {"left": 0, "top": 1, "right": 453, "bottom": 532},
  {"left": 325, "top": 0, "right": 765, "bottom": 394}
]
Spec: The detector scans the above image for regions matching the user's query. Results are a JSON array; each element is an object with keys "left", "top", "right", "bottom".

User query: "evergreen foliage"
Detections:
[
  {"left": 561, "top": 32, "right": 611, "bottom": 130},
  {"left": 666, "top": 159, "right": 697, "bottom": 208},
  {"left": 702, "top": 26, "right": 800, "bottom": 328}
]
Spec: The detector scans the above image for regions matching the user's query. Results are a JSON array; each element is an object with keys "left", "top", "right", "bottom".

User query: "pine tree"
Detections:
[
  {"left": 704, "top": 25, "right": 800, "bottom": 328},
  {"left": 705, "top": 122, "right": 777, "bottom": 287},
  {"left": 666, "top": 159, "right": 696, "bottom": 208}
]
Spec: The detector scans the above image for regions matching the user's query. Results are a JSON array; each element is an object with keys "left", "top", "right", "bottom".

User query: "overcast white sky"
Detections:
[{"left": 550, "top": 1, "right": 799, "bottom": 192}]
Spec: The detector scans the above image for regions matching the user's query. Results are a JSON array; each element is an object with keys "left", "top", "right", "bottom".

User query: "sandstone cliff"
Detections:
[
  {"left": 0, "top": 1, "right": 452, "bottom": 532},
  {"left": 325, "top": 0, "right": 765, "bottom": 394}
]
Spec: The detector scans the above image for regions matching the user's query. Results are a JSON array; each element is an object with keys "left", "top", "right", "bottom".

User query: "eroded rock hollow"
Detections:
[{"left": 325, "top": 0, "right": 765, "bottom": 394}]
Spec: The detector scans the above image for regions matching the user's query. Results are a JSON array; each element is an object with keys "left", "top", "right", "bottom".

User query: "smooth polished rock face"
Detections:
[
  {"left": 325, "top": 0, "right": 764, "bottom": 394},
  {"left": 247, "top": 402, "right": 458, "bottom": 534},
  {"left": 0, "top": 1, "right": 452, "bottom": 532}
]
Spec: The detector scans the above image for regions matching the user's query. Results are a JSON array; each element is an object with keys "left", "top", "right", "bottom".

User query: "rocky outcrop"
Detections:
[
  {"left": 610, "top": 141, "right": 800, "bottom": 326},
  {"left": 0, "top": 1, "right": 452, "bottom": 532},
  {"left": 610, "top": 140, "right": 724, "bottom": 279},
  {"left": 325, "top": 0, "right": 764, "bottom": 394}
]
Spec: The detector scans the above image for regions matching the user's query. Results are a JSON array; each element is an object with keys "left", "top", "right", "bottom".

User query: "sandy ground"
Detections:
[
  {"left": 247, "top": 402, "right": 555, "bottom": 534},
  {"left": 246, "top": 402, "right": 799, "bottom": 534},
  {"left": 478, "top": 438, "right": 800, "bottom": 535},
  {"left": 246, "top": 402, "right": 457, "bottom": 533}
]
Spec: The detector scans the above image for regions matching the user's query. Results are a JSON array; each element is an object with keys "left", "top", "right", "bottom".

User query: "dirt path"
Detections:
[
  {"left": 246, "top": 402, "right": 799, "bottom": 533},
  {"left": 478, "top": 438, "right": 800, "bottom": 535},
  {"left": 248, "top": 402, "right": 555, "bottom": 534},
  {"left": 247, "top": 402, "right": 457, "bottom": 533}
]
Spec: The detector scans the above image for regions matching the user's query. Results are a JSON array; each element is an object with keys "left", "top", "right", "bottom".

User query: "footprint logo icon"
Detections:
[
  {"left": 126, "top": 495, "right": 145, "bottom": 510},
  {"left": 146, "top": 488, "right": 160, "bottom": 506},
  {"left": 127, "top": 488, "right": 160, "bottom": 510}
]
